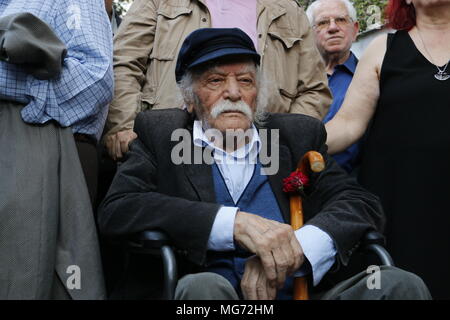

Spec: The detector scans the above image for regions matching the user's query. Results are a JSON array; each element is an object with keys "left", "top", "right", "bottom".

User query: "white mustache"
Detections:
[{"left": 210, "top": 100, "right": 253, "bottom": 120}]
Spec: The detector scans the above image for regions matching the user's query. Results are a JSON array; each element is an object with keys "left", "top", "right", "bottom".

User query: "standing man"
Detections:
[
  {"left": 0, "top": 0, "right": 113, "bottom": 299},
  {"left": 306, "top": 0, "right": 360, "bottom": 173},
  {"left": 104, "top": 0, "right": 332, "bottom": 161}
]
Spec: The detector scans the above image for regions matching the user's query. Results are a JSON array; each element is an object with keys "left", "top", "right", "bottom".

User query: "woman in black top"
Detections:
[{"left": 325, "top": 0, "right": 450, "bottom": 299}]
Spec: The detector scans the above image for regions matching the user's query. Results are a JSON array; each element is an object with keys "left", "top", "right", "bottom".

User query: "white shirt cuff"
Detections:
[
  {"left": 295, "top": 225, "right": 337, "bottom": 286},
  {"left": 207, "top": 206, "right": 238, "bottom": 251}
]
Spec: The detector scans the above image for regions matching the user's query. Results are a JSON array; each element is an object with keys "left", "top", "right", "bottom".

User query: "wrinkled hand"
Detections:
[
  {"left": 105, "top": 129, "right": 138, "bottom": 161},
  {"left": 234, "top": 211, "right": 304, "bottom": 289},
  {"left": 241, "top": 256, "right": 277, "bottom": 300}
]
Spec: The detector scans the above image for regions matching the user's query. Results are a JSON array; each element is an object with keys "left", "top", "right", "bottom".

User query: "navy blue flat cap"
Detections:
[{"left": 175, "top": 28, "right": 260, "bottom": 82}]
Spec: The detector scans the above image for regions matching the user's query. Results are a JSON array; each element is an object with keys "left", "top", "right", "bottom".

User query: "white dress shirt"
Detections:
[{"left": 193, "top": 120, "right": 336, "bottom": 286}]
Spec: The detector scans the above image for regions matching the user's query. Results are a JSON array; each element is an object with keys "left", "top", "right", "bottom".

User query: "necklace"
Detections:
[{"left": 416, "top": 28, "right": 450, "bottom": 81}]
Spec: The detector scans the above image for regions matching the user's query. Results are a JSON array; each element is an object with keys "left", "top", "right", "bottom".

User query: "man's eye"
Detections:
[
  {"left": 317, "top": 20, "right": 329, "bottom": 27},
  {"left": 239, "top": 78, "right": 254, "bottom": 84},
  {"left": 209, "top": 78, "right": 223, "bottom": 84},
  {"left": 336, "top": 17, "right": 347, "bottom": 23}
]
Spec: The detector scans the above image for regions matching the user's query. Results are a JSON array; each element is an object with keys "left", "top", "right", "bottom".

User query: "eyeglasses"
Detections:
[{"left": 313, "top": 15, "right": 353, "bottom": 31}]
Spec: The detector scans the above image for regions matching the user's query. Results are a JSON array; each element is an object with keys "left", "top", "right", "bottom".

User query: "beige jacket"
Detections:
[{"left": 105, "top": 0, "right": 331, "bottom": 138}]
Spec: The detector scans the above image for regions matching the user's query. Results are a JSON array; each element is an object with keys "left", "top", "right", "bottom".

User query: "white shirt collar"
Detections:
[{"left": 192, "top": 120, "right": 261, "bottom": 163}]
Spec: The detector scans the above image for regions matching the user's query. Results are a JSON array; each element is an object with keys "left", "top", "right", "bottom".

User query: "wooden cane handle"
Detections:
[
  {"left": 298, "top": 151, "right": 325, "bottom": 174},
  {"left": 290, "top": 151, "right": 325, "bottom": 300},
  {"left": 291, "top": 151, "right": 325, "bottom": 230}
]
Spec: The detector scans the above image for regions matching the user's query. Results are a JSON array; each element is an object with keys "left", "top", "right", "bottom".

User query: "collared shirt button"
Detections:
[{"left": 202, "top": 17, "right": 207, "bottom": 22}]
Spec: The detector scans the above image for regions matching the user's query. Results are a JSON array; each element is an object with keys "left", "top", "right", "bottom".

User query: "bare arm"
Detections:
[{"left": 325, "top": 34, "right": 387, "bottom": 154}]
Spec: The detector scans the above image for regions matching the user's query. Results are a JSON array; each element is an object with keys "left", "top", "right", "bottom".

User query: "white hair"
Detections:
[{"left": 306, "top": 0, "right": 358, "bottom": 25}]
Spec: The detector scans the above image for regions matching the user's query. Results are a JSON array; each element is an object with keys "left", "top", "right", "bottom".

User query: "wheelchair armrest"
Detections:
[
  {"left": 128, "top": 230, "right": 170, "bottom": 253},
  {"left": 361, "top": 231, "right": 395, "bottom": 267},
  {"left": 363, "top": 230, "right": 386, "bottom": 246},
  {"left": 127, "top": 230, "right": 178, "bottom": 300}
]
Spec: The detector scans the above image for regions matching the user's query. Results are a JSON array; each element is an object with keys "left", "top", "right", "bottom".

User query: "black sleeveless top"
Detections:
[{"left": 358, "top": 30, "right": 450, "bottom": 299}]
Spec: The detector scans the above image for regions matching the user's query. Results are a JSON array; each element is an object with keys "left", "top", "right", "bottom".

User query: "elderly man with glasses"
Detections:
[{"left": 306, "top": 0, "right": 361, "bottom": 173}]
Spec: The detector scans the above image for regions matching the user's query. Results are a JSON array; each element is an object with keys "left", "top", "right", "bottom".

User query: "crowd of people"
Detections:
[{"left": 0, "top": 0, "right": 448, "bottom": 300}]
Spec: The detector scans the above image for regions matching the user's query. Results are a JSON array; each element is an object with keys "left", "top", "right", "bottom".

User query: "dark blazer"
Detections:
[{"left": 98, "top": 109, "right": 384, "bottom": 299}]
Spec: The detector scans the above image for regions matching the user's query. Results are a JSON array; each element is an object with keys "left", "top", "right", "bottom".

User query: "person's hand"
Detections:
[
  {"left": 241, "top": 256, "right": 277, "bottom": 300},
  {"left": 233, "top": 211, "right": 304, "bottom": 289},
  {"left": 105, "top": 129, "right": 138, "bottom": 161}
]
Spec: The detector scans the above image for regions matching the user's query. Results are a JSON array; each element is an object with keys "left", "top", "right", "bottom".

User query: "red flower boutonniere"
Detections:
[{"left": 282, "top": 170, "right": 310, "bottom": 194}]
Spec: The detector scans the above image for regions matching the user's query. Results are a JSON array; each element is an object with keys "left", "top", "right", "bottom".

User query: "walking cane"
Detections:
[{"left": 289, "top": 151, "right": 325, "bottom": 300}]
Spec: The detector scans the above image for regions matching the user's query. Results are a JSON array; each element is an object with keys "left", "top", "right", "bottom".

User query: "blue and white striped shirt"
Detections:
[{"left": 0, "top": 0, "right": 114, "bottom": 141}]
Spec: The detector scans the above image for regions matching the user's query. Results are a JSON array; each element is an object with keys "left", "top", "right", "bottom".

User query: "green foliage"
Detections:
[
  {"left": 297, "top": 0, "right": 388, "bottom": 32},
  {"left": 297, "top": 0, "right": 315, "bottom": 8}
]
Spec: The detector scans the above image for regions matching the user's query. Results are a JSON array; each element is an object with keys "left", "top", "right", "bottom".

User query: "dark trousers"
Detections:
[
  {"left": 75, "top": 136, "right": 124, "bottom": 296},
  {"left": 85, "top": 142, "right": 122, "bottom": 296},
  {"left": 175, "top": 266, "right": 432, "bottom": 300},
  {"left": 75, "top": 137, "right": 98, "bottom": 206}
]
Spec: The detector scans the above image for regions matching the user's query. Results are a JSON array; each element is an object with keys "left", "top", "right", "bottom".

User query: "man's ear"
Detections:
[{"left": 352, "top": 21, "right": 359, "bottom": 42}]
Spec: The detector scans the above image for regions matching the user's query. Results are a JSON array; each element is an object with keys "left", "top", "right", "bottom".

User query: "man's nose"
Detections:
[
  {"left": 327, "top": 18, "right": 340, "bottom": 32},
  {"left": 223, "top": 77, "right": 241, "bottom": 101}
]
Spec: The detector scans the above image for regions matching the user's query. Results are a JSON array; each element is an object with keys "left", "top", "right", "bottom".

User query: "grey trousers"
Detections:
[
  {"left": 175, "top": 266, "right": 432, "bottom": 300},
  {"left": 0, "top": 101, "right": 105, "bottom": 299}
]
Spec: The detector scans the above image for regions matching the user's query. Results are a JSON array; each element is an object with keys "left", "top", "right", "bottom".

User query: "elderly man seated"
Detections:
[{"left": 98, "top": 28, "right": 430, "bottom": 300}]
